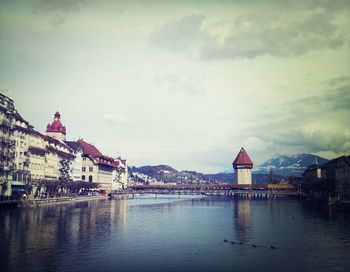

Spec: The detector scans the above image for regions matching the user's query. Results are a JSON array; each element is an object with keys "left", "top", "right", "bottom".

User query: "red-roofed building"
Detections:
[
  {"left": 232, "top": 147, "right": 254, "bottom": 185},
  {"left": 76, "top": 139, "right": 118, "bottom": 192},
  {"left": 46, "top": 111, "right": 66, "bottom": 141}
]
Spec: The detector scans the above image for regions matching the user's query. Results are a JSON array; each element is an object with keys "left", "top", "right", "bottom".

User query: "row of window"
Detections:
[
  {"left": 82, "top": 175, "right": 93, "bottom": 182},
  {"left": 82, "top": 167, "right": 93, "bottom": 172}
]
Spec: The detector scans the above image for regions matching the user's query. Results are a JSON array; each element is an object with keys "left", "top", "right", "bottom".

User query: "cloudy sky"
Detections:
[{"left": 1, "top": 0, "right": 349, "bottom": 173}]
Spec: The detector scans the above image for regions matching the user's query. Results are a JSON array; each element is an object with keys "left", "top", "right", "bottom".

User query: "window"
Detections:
[
  {"left": 82, "top": 167, "right": 86, "bottom": 172},
  {"left": 82, "top": 175, "right": 85, "bottom": 180},
  {"left": 89, "top": 175, "right": 93, "bottom": 182},
  {"left": 89, "top": 167, "right": 93, "bottom": 172}
]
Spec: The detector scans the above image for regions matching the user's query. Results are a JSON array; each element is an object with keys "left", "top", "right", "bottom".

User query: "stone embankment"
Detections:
[{"left": 0, "top": 195, "right": 107, "bottom": 208}]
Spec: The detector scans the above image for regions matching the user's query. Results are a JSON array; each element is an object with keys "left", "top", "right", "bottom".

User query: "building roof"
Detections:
[
  {"left": 76, "top": 139, "right": 119, "bottom": 168},
  {"left": 76, "top": 139, "right": 103, "bottom": 158},
  {"left": 46, "top": 111, "right": 66, "bottom": 134},
  {"left": 232, "top": 147, "right": 253, "bottom": 166},
  {"left": 65, "top": 141, "right": 81, "bottom": 152},
  {"left": 321, "top": 155, "right": 350, "bottom": 168}
]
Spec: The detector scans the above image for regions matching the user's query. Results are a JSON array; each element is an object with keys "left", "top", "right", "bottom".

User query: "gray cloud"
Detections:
[
  {"left": 151, "top": 1, "right": 349, "bottom": 59},
  {"left": 242, "top": 76, "right": 350, "bottom": 155},
  {"left": 290, "top": 76, "right": 350, "bottom": 112},
  {"left": 32, "top": 0, "right": 85, "bottom": 13},
  {"left": 32, "top": 0, "right": 86, "bottom": 26},
  {"left": 150, "top": 14, "right": 207, "bottom": 52}
]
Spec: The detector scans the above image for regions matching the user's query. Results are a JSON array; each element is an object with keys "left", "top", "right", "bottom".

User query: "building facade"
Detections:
[
  {"left": 303, "top": 155, "right": 350, "bottom": 200},
  {"left": 11, "top": 114, "right": 31, "bottom": 189},
  {"left": 1, "top": 93, "right": 128, "bottom": 197},
  {"left": 28, "top": 130, "right": 47, "bottom": 181},
  {"left": 77, "top": 139, "right": 116, "bottom": 192},
  {"left": 0, "top": 93, "right": 16, "bottom": 197},
  {"left": 65, "top": 141, "right": 83, "bottom": 181}
]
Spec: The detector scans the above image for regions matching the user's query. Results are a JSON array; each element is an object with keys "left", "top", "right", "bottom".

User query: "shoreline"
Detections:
[
  {"left": 2, "top": 193, "right": 350, "bottom": 212},
  {"left": 0, "top": 195, "right": 107, "bottom": 208}
]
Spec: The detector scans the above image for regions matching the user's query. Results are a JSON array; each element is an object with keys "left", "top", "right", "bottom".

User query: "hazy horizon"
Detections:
[{"left": 1, "top": 0, "right": 349, "bottom": 173}]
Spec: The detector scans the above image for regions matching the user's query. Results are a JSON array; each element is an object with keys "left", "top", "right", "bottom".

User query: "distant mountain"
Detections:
[
  {"left": 129, "top": 165, "right": 280, "bottom": 184},
  {"left": 129, "top": 165, "right": 208, "bottom": 184},
  {"left": 254, "top": 153, "right": 329, "bottom": 176},
  {"left": 129, "top": 154, "right": 329, "bottom": 185}
]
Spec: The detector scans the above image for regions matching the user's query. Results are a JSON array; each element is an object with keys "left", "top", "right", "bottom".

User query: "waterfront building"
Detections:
[
  {"left": 44, "top": 136, "right": 75, "bottom": 181},
  {"left": 119, "top": 159, "right": 128, "bottom": 189},
  {"left": 334, "top": 156, "right": 350, "bottom": 200},
  {"left": 320, "top": 156, "right": 350, "bottom": 200},
  {"left": 111, "top": 158, "right": 128, "bottom": 190},
  {"left": 28, "top": 129, "right": 47, "bottom": 181},
  {"left": 45, "top": 112, "right": 77, "bottom": 181},
  {"left": 1, "top": 93, "right": 128, "bottom": 196},
  {"left": 303, "top": 155, "right": 350, "bottom": 200},
  {"left": 0, "top": 93, "right": 16, "bottom": 197},
  {"left": 65, "top": 141, "right": 83, "bottom": 181},
  {"left": 43, "top": 145, "right": 59, "bottom": 180},
  {"left": 76, "top": 139, "right": 117, "bottom": 192},
  {"left": 303, "top": 158, "right": 322, "bottom": 182},
  {"left": 232, "top": 147, "right": 253, "bottom": 185},
  {"left": 11, "top": 112, "right": 31, "bottom": 190}
]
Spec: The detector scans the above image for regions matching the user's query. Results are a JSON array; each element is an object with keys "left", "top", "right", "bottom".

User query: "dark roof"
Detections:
[
  {"left": 322, "top": 155, "right": 350, "bottom": 168},
  {"left": 29, "top": 128, "right": 45, "bottom": 138},
  {"left": 28, "top": 146, "right": 47, "bottom": 156},
  {"left": 65, "top": 141, "right": 81, "bottom": 152},
  {"left": 232, "top": 147, "right": 254, "bottom": 166},
  {"left": 12, "top": 125, "right": 32, "bottom": 134}
]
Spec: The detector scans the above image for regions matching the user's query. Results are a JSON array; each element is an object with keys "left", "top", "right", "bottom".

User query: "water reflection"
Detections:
[
  {"left": 1, "top": 197, "right": 350, "bottom": 272},
  {"left": 0, "top": 199, "right": 126, "bottom": 272},
  {"left": 233, "top": 198, "right": 252, "bottom": 243}
]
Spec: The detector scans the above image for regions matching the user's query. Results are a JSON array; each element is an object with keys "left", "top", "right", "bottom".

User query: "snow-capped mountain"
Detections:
[{"left": 254, "top": 153, "right": 329, "bottom": 176}]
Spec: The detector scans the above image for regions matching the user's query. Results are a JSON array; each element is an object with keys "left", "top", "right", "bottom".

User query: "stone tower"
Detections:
[
  {"left": 232, "top": 147, "right": 253, "bottom": 185},
  {"left": 46, "top": 111, "right": 66, "bottom": 141}
]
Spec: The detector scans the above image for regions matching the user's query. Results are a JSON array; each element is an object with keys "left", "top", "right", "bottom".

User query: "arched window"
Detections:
[
  {"left": 82, "top": 175, "right": 85, "bottom": 180},
  {"left": 89, "top": 175, "right": 93, "bottom": 182}
]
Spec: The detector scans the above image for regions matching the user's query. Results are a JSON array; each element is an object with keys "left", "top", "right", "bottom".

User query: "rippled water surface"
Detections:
[{"left": 1, "top": 196, "right": 350, "bottom": 272}]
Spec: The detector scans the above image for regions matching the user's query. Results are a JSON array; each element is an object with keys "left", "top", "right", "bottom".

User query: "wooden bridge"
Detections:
[{"left": 125, "top": 183, "right": 300, "bottom": 198}]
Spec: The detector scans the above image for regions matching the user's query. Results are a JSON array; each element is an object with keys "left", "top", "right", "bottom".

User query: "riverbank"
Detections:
[{"left": 0, "top": 195, "right": 107, "bottom": 208}]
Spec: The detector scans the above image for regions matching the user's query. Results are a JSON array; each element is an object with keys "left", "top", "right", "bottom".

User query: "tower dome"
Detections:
[{"left": 46, "top": 111, "right": 66, "bottom": 140}]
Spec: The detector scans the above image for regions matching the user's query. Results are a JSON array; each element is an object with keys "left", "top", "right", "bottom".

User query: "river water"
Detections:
[{"left": 1, "top": 195, "right": 349, "bottom": 272}]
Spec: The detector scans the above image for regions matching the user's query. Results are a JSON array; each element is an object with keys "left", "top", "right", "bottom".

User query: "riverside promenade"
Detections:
[{"left": 0, "top": 195, "right": 107, "bottom": 208}]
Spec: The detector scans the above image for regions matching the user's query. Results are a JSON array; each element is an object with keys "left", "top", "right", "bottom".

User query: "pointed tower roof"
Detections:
[
  {"left": 46, "top": 111, "right": 66, "bottom": 134},
  {"left": 232, "top": 147, "right": 253, "bottom": 166}
]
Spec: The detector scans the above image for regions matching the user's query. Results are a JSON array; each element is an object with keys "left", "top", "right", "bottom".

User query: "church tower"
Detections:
[
  {"left": 232, "top": 147, "right": 253, "bottom": 185},
  {"left": 46, "top": 111, "right": 66, "bottom": 141}
]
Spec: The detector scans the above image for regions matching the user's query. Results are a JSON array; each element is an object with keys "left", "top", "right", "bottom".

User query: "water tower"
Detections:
[{"left": 232, "top": 147, "right": 253, "bottom": 185}]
